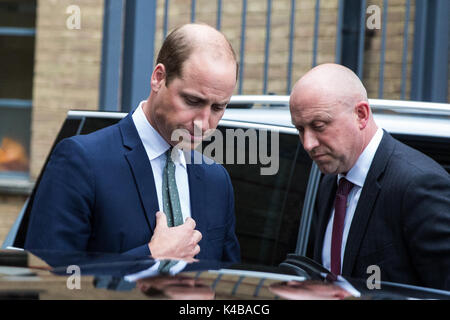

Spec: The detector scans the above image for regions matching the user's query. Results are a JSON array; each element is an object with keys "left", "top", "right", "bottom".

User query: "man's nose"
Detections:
[
  {"left": 302, "top": 129, "right": 319, "bottom": 152},
  {"left": 194, "top": 107, "right": 211, "bottom": 132}
]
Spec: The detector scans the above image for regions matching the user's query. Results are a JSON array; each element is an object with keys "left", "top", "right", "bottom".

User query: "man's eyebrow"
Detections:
[
  {"left": 180, "top": 92, "right": 206, "bottom": 103},
  {"left": 309, "top": 112, "right": 332, "bottom": 122},
  {"left": 293, "top": 111, "right": 332, "bottom": 126},
  {"left": 181, "top": 92, "right": 230, "bottom": 106},
  {"left": 214, "top": 99, "right": 230, "bottom": 106}
]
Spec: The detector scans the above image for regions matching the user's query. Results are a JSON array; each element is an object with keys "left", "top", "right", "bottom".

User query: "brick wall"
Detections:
[
  {"left": 30, "top": 0, "right": 104, "bottom": 180},
  {"left": 0, "top": 0, "right": 104, "bottom": 244},
  {"left": 154, "top": 0, "right": 417, "bottom": 99},
  {"left": 153, "top": 0, "right": 338, "bottom": 94},
  {"left": 364, "top": 0, "right": 416, "bottom": 100}
]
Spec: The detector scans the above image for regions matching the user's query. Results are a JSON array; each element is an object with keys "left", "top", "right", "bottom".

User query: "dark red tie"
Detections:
[{"left": 330, "top": 178, "right": 354, "bottom": 275}]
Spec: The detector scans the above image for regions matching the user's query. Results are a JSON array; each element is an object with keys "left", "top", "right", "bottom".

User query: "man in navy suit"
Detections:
[
  {"left": 289, "top": 63, "right": 450, "bottom": 290},
  {"left": 24, "top": 23, "right": 240, "bottom": 263}
]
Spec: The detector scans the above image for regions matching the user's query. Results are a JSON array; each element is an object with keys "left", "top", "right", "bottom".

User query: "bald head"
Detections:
[
  {"left": 289, "top": 63, "right": 378, "bottom": 174},
  {"left": 291, "top": 63, "right": 367, "bottom": 112},
  {"left": 156, "top": 23, "right": 238, "bottom": 85}
]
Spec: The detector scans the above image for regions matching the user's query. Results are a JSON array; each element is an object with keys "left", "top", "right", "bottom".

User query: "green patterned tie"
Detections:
[
  {"left": 162, "top": 148, "right": 184, "bottom": 227},
  {"left": 159, "top": 148, "right": 184, "bottom": 273}
]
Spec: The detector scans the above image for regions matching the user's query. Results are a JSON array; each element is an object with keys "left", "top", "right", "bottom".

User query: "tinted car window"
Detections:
[
  {"left": 54, "top": 118, "right": 83, "bottom": 143},
  {"left": 18, "top": 119, "right": 313, "bottom": 265},
  {"left": 79, "top": 117, "right": 121, "bottom": 135},
  {"left": 209, "top": 126, "right": 312, "bottom": 266},
  {"left": 393, "top": 134, "right": 450, "bottom": 174}
]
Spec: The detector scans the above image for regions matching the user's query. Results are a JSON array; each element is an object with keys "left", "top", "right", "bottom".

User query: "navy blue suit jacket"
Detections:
[
  {"left": 24, "top": 114, "right": 240, "bottom": 263},
  {"left": 311, "top": 131, "right": 450, "bottom": 290}
]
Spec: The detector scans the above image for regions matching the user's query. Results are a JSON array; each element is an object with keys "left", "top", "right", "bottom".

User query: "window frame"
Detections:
[{"left": 0, "top": 1, "right": 37, "bottom": 183}]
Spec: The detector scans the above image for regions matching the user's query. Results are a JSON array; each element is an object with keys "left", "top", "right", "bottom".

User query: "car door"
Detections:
[{"left": 204, "top": 123, "right": 314, "bottom": 266}]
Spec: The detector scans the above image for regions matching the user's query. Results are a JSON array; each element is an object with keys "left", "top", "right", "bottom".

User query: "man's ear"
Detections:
[
  {"left": 354, "top": 101, "right": 371, "bottom": 130},
  {"left": 151, "top": 63, "right": 166, "bottom": 92}
]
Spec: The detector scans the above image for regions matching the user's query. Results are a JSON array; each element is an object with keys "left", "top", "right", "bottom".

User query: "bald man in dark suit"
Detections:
[{"left": 289, "top": 63, "right": 450, "bottom": 290}]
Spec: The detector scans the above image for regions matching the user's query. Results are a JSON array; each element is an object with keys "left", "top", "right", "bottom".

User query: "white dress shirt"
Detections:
[
  {"left": 132, "top": 101, "right": 191, "bottom": 223},
  {"left": 322, "top": 127, "right": 384, "bottom": 272}
]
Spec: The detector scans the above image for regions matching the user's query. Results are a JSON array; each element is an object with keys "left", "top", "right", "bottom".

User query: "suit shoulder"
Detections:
[
  {"left": 203, "top": 159, "right": 231, "bottom": 181},
  {"left": 188, "top": 151, "right": 231, "bottom": 181},
  {"left": 390, "top": 138, "right": 448, "bottom": 177},
  {"left": 189, "top": 150, "right": 223, "bottom": 168}
]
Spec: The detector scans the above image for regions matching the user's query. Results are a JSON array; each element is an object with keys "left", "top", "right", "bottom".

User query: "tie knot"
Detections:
[{"left": 336, "top": 178, "right": 353, "bottom": 196}]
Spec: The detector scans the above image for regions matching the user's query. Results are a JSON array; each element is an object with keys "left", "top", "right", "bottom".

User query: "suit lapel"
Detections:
[
  {"left": 342, "top": 131, "right": 396, "bottom": 275},
  {"left": 119, "top": 114, "right": 159, "bottom": 232},
  {"left": 187, "top": 156, "right": 207, "bottom": 237},
  {"left": 314, "top": 174, "right": 338, "bottom": 263},
  {"left": 341, "top": 177, "right": 381, "bottom": 275}
]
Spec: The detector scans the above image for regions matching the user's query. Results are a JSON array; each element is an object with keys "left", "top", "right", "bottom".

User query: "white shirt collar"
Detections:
[
  {"left": 338, "top": 127, "right": 384, "bottom": 188},
  {"left": 132, "top": 101, "right": 187, "bottom": 168}
]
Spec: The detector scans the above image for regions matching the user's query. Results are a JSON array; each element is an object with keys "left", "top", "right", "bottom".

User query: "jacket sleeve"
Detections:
[
  {"left": 402, "top": 170, "right": 450, "bottom": 290},
  {"left": 24, "top": 137, "right": 153, "bottom": 258},
  {"left": 24, "top": 137, "right": 95, "bottom": 252},
  {"left": 221, "top": 165, "right": 241, "bottom": 263}
]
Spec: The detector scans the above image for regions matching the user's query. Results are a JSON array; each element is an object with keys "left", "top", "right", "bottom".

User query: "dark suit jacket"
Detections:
[
  {"left": 24, "top": 114, "right": 240, "bottom": 263},
  {"left": 311, "top": 131, "right": 450, "bottom": 290}
]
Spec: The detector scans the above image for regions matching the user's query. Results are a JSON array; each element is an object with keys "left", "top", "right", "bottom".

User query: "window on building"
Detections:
[{"left": 0, "top": 0, "right": 36, "bottom": 179}]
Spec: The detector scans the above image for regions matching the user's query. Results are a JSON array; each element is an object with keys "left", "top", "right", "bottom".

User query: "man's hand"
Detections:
[{"left": 148, "top": 211, "right": 202, "bottom": 260}]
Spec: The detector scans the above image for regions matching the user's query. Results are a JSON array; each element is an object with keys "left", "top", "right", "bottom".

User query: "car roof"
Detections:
[
  {"left": 221, "top": 96, "right": 450, "bottom": 138},
  {"left": 66, "top": 96, "right": 450, "bottom": 139}
]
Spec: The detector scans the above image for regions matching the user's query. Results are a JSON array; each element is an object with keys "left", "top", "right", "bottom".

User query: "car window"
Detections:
[
  {"left": 210, "top": 125, "right": 313, "bottom": 266},
  {"left": 52, "top": 118, "right": 84, "bottom": 146},
  {"left": 79, "top": 117, "right": 121, "bottom": 135},
  {"left": 393, "top": 134, "right": 450, "bottom": 174}
]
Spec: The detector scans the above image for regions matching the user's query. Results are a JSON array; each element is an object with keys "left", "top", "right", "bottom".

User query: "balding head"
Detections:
[
  {"left": 289, "top": 63, "right": 377, "bottom": 174},
  {"left": 291, "top": 63, "right": 367, "bottom": 112},
  {"left": 156, "top": 23, "right": 238, "bottom": 85}
]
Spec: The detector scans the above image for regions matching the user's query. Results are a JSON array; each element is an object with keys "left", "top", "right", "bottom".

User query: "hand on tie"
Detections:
[{"left": 148, "top": 211, "right": 202, "bottom": 261}]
